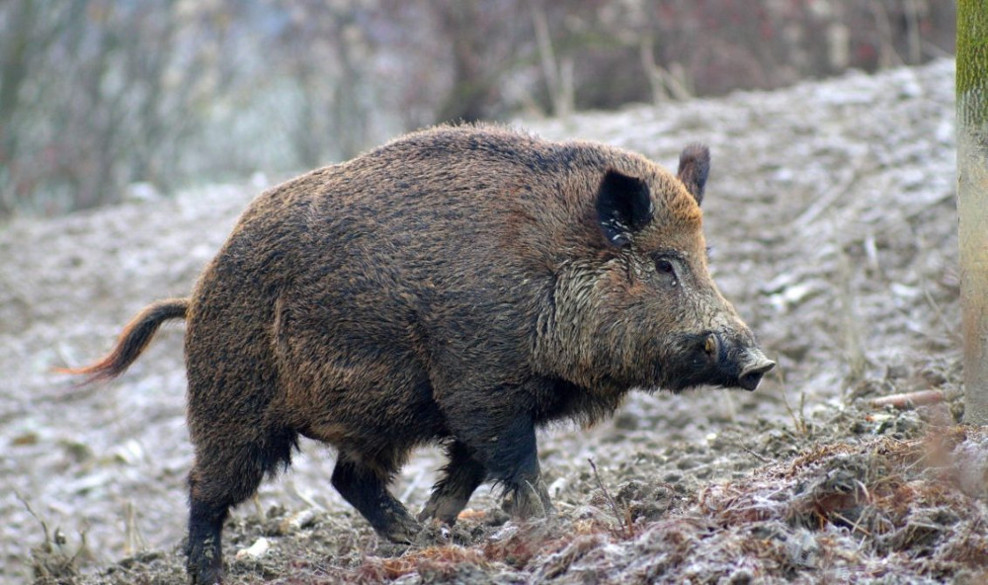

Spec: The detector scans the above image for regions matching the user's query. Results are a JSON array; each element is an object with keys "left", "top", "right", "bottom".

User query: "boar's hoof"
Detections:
[
  {"left": 417, "top": 495, "right": 465, "bottom": 525},
  {"left": 188, "top": 558, "right": 222, "bottom": 585},
  {"left": 189, "top": 564, "right": 222, "bottom": 585},
  {"left": 380, "top": 514, "right": 423, "bottom": 544},
  {"left": 503, "top": 479, "right": 555, "bottom": 519}
]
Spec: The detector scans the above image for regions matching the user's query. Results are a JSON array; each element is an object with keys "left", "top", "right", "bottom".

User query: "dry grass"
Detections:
[{"left": 357, "top": 545, "right": 489, "bottom": 582}]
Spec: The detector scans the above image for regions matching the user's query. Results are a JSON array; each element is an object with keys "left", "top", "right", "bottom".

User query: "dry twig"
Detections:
[
  {"left": 588, "top": 458, "right": 634, "bottom": 538},
  {"left": 870, "top": 390, "right": 944, "bottom": 410}
]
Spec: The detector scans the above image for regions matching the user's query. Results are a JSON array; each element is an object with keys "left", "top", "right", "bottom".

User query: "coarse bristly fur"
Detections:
[{"left": 65, "top": 123, "right": 773, "bottom": 584}]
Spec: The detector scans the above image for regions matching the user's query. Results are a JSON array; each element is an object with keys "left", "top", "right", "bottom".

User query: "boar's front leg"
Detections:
[
  {"left": 418, "top": 440, "right": 488, "bottom": 524},
  {"left": 331, "top": 452, "right": 421, "bottom": 543},
  {"left": 441, "top": 391, "right": 555, "bottom": 520}
]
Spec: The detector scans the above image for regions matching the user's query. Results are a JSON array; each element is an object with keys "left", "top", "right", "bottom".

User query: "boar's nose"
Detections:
[{"left": 738, "top": 352, "right": 775, "bottom": 391}]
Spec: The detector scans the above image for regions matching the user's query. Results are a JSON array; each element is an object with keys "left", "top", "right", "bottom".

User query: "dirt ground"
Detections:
[{"left": 4, "top": 58, "right": 987, "bottom": 584}]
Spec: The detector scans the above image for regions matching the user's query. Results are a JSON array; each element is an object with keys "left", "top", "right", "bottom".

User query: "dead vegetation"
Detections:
[{"left": 29, "top": 402, "right": 987, "bottom": 583}]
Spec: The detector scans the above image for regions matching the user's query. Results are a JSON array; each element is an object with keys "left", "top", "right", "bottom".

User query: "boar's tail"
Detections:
[{"left": 57, "top": 298, "right": 189, "bottom": 384}]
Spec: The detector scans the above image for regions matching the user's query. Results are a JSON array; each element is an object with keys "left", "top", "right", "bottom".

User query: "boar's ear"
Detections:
[
  {"left": 677, "top": 143, "right": 710, "bottom": 205},
  {"left": 596, "top": 169, "right": 653, "bottom": 247}
]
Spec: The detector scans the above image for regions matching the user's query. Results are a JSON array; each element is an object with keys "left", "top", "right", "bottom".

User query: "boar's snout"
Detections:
[
  {"left": 691, "top": 331, "right": 775, "bottom": 392},
  {"left": 737, "top": 349, "right": 775, "bottom": 391}
]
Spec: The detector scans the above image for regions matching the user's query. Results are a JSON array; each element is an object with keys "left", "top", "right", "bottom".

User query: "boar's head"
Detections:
[{"left": 539, "top": 144, "right": 774, "bottom": 396}]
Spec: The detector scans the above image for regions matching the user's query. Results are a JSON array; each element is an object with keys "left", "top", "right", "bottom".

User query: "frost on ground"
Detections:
[{"left": 4, "top": 59, "right": 985, "bottom": 584}]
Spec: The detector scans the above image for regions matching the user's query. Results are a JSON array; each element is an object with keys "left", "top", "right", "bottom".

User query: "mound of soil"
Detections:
[{"left": 5, "top": 58, "right": 983, "bottom": 584}]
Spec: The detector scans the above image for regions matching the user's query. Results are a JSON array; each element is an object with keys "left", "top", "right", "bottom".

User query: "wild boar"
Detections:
[{"left": 66, "top": 125, "right": 774, "bottom": 584}]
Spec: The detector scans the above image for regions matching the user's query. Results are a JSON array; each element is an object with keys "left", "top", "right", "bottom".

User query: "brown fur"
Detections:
[{"left": 68, "top": 125, "right": 772, "bottom": 584}]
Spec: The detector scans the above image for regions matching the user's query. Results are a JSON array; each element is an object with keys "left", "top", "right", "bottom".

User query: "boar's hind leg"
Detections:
[
  {"left": 186, "top": 497, "right": 227, "bottom": 585},
  {"left": 186, "top": 428, "right": 297, "bottom": 584},
  {"left": 418, "top": 440, "right": 487, "bottom": 524},
  {"left": 331, "top": 453, "right": 421, "bottom": 543}
]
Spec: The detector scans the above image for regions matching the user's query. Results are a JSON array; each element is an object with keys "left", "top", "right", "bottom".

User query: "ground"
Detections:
[{"left": 3, "top": 58, "right": 986, "bottom": 584}]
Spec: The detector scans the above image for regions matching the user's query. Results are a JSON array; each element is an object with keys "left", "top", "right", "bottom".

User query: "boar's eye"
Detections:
[{"left": 655, "top": 257, "right": 679, "bottom": 287}]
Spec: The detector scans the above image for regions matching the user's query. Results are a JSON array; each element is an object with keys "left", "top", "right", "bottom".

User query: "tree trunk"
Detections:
[
  {"left": 957, "top": 0, "right": 988, "bottom": 425},
  {"left": 434, "top": 0, "right": 494, "bottom": 124},
  {"left": 0, "top": 0, "right": 36, "bottom": 214}
]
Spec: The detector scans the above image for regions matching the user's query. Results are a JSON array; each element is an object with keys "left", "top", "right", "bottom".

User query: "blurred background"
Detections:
[{"left": 0, "top": 0, "right": 955, "bottom": 217}]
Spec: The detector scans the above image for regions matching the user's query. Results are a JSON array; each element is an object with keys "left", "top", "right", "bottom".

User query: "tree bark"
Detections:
[{"left": 957, "top": 0, "right": 988, "bottom": 425}]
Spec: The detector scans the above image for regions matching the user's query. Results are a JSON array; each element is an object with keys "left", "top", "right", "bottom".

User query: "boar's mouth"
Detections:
[{"left": 660, "top": 332, "right": 775, "bottom": 393}]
